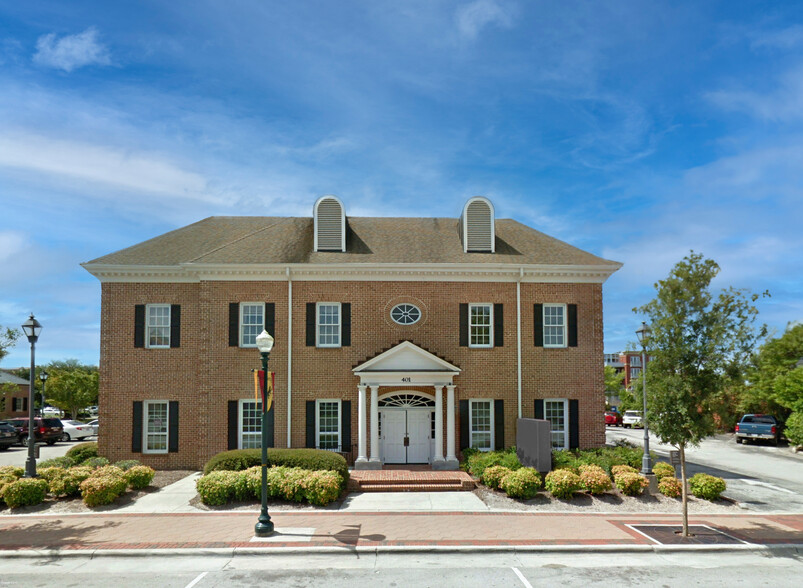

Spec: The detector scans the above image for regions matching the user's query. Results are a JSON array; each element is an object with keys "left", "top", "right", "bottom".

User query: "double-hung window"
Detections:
[
  {"left": 543, "top": 304, "right": 566, "bottom": 348},
  {"left": 317, "top": 303, "right": 341, "bottom": 347},
  {"left": 316, "top": 399, "right": 341, "bottom": 450},
  {"left": 469, "top": 399, "right": 493, "bottom": 451},
  {"left": 630, "top": 367, "right": 641, "bottom": 379},
  {"left": 240, "top": 303, "right": 264, "bottom": 347},
  {"left": 143, "top": 400, "right": 169, "bottom": 454},
  {"left": 544, "top": 398, "right": 568, "bottom": 450},
  {"left": 469, "top": 303, "right": 493, "bottom": 348},
  {"left": 239, "top": 399, "right": 263, "bottom": 449},
  {"left": 146, "top": 304, "right": 171, "bottom": 348}
]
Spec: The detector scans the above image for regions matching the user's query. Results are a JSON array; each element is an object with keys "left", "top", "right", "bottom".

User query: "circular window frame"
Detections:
[{"left": 390, "top": 303, "right": 422, "bottom": 326}]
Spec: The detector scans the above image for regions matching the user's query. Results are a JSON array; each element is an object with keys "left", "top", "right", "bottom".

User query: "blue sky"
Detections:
[{"left": 1, "top": 1, "right": 801, "bottom": 367}]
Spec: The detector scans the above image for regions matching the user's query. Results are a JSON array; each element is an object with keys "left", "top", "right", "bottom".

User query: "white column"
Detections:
[
  {"left": 446, "top": 384, "right": 457, "bottom": 463},
  {"left": 433, "top": 385, "right": 444, "bottom": 463},
  {"left": 369, "top": 385, "right": 380, "bottom": 464},
  {"left": 356, "top": 384, "right": 367, "bottom": 465}
]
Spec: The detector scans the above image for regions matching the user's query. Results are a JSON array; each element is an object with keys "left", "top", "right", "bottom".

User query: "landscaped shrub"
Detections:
[
  {"left": 114, "top": 460, "right": 143, "bottom": 471},
  {"left": 578, "top": 464, "right": 613, "bottom": 495},
  {"left": 0, "top": 466, "right": 23, "bottom": 479},
  {"left": 36, "top": 466, "right": 65, "bottom": 483},
  {"left": 689, "top": 473, "right": 727, "bottom": 500},
  {"left": 81, "top": 457, "right": 110, "bottom": 469},
  {"left": 544, "top": 469, "right": 582, "bottom": 499},
  {"left": 125, "top": 465, "right": 156, "bottom": 490},
  {"left": 652, "top": 462, "right": 676, "bottom": 482},
  {"left": 611, "top": 464, "right": 638, "bottom": 479},
  {"left": 38, "top": 456, "right": 76, "bottom": 469},
  {"left": 196, "top": 471, "right": 238, "bottom": 505},
  {"left": 80, "top": 466, "right": 128, "bottom": 507},
  {"left": 200, "top": 466, "right": 344, "bottom": 507},
  {"left": 785, "top": 411, "right": 803, "bottom": 447},
  {"left": 614, "top": 472, "right": 649, "bottom": 496},
  {"left": 202, "top": 448, "right": 349, "bottom": 485},
  {"left": 658, "top": 477, "right": 683, "bottom": 498},
  {"left": 301, "top": 470, "right": 344, "bottom": 506},
  {"left": 551, "top": 447, "right": 655, "bottom": 476},
  {"left": 3, "top": 478, "right": 49, "bottom": 508},
  {"left": 66, "top": 441, "right": 98, "bottom": 464},
  {"left": 49, "top": 467, "right": 94, "bottom": 497},
  {"left": 466, "top": 448, "right": 521, "bottom": 479},
  {"left": 481, "top": 465, "right": 513, "bottom": 490},
  {"left": 499, "top": 467, "right": 542, "bottom": 499}
]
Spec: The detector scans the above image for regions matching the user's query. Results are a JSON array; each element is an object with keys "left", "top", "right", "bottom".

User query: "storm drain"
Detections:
[{"left": 627, "top": 524, "right": 751, "bottom": 545}]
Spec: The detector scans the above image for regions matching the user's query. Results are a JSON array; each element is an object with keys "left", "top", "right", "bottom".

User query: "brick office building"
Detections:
[
  {"left": 0, "top": 370, "right": 30, "bottom": 419},
  {"left": 83, "top": 196, "right": 621, "bottom": 470}
]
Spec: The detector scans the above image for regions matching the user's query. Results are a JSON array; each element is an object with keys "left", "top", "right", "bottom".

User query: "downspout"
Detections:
[
  {"left": 286, "top": 266, "right": 293, "bottom": 448},
  {"left": 517, "top": 267, "right": 523, "bottom": 419}
]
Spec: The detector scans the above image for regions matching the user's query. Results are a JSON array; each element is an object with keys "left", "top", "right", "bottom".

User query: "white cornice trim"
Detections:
[{"left": 81, "top": 261, "right": 622, "bottom": 284}]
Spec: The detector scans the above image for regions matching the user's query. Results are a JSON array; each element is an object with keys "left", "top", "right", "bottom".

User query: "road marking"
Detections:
[
  {"left": 184, "top": 572, "right": 207, "bottom": 588},
  {"left": 739, "top": 479, "right": 795, "bottom": 494},
  {"left": 511, "top": 567, "right": 533, "bottom": 588}
]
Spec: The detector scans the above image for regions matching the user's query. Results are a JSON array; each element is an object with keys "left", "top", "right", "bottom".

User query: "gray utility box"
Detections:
[{"left": 516, "top": 418, "right": 552, "bottom": 474}]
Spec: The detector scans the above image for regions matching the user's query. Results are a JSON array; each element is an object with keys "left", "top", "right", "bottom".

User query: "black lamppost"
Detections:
[
  {"left": 39, "top": 370, "right": 49, "bottom": 415},
  {"left": 635, "top": 322, "right": 652, "bottom": 476},
  {"left": 254, "top": 329, "right": 275, "bottom": 537},
  {"left": 21, "top": 314, "right": 42, "bottom": 478}
]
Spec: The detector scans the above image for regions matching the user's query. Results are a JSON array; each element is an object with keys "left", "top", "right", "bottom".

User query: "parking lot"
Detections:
[{"left": 0, "top": 437, "right": 82, "bottom": 467}]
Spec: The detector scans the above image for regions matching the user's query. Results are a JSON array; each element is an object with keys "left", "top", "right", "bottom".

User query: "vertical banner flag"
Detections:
[{"left": 253, "top": 369, "right": 274, "bottom": 411}]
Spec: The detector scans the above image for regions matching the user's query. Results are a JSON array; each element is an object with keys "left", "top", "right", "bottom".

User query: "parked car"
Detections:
[
  {"left": 59, "top": 419, "right": 95, "bottom": 441},
  {"left": 42, "top": 406, "right": 63, "bottom": 417},
  {"left": 0, "top": 421, "right": 17, "bottom": 451},
  {"left": 735, "top": 414, "right": 781, "bottom": 446},
  {"left": 7, "top": 417, "right": 64, "bottom": 446},
  {"left": 622, "top": 410, "right": 643, "bottom": 428},
  {"left": 605, "top": 411, "right": 623, "bottom": 427},
  {"left": 86, "top": 419, "right": 99, "bottom": 436}
]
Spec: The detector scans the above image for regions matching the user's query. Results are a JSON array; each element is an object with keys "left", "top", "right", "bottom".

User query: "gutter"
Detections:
[{"left": 286, "top": 266, "right": 292, "bottom": 449}]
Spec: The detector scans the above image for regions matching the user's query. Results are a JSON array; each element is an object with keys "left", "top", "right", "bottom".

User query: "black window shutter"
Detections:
[
  {"left": 341, "top": 400, "right": 351, "bottom": 453},
  {"left": 265, "top": 303, "right": 275, "bottom": 337},
  {"left": 534, "top": 304, "right": 544, "bottom": 347},
  {"left": 306, "top": 303, "right": 316, "bottom": 347},
  {"left": 132, "top": 401, "right": 143, "bottom": 453},
  {"left": 569, "top": 399, "right": 580, "bottom": 449},
  {"left": 170, "top": 305, "right": 181, "bottom": 348},
  {"left": 494, "top": 399, "right": 504, "bottom": 450},
  {"left": 227, "top": 400, "right": 238, "bottom": 450},
  {"left": 134, "top": 305, "right": 145, "bottom": 348},
  {"left": 22, "top": 397, "right": 28, "bottom": 412},
  {"left": 341, "top": 303, "right": 351, "bottom": 347},
  {"left": 534, "top": 399, "right": 544, "bottom": 420},
  {"left": 568, "top": 304, "right": 578, "bottom": 347},
  {"left": 306, "top": 401, "right": 316, "bottom": 448},
  {"left": 494, "top": 304, "right": 504, "bottom": 347},
  {"left": 168, "top": 401, "right": 179, "bottom": 453},
  {"left": 459, "top": 303, "right": 469, "bottom": 347},
  {"left": 229, "top": 303, "right": 239, "bottom": 347},
  {"left": 459, "top": 399, "right": 469, "bottom": 450}
]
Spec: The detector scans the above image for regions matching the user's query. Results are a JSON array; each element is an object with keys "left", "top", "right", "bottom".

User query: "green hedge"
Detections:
[
  {"left": 499, "top": 467, "right": 542, "bottom": 499},
  {"left": 551, "top": 446, "right": 653, "bottom": 475},
  {"left": 66, "top": 442, "right": 98, "bottom": 464},
  {"left": 689, "top": 473, "right": 726, "bottom": 500},
  {"left": 465, "top": 448, "right": 521, "bottom": 478},
  {"left": 544, "top": 469, "right": 582, "bottom": 499},
  {"left": 80, "top": 465, "right": 128, "bottom": 507},
  {"left": 4, "top": 478, "right": 49, "bottom": 508},
  {"left": 202, "top": 448, "right": 348, "bottom": 484}
]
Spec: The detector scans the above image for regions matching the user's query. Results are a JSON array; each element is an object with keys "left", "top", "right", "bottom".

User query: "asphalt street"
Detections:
[{"left": 0, "top": 436, "right": 76, "bottom": 466}]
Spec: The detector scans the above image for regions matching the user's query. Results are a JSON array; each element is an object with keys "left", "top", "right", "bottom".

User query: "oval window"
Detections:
[{"left": 390, "top": 304, "right": 421, "bottom": 325}]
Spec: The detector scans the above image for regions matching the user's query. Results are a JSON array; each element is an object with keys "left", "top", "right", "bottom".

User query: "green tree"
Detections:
[
  {"left": 635, "top": 252, "right": 766, "bottom": 536},
  {"left": 604, "top": 364, "right": 625, "bottom": 409},
  {"left": 741, "top": 323, "right": 803, "bottom": 417},
  {"left": 0, "top": 326, "right": 20, "bottom": 364},
  {"left": 45, "top": 365, "right": 99, "bottom": 419}
]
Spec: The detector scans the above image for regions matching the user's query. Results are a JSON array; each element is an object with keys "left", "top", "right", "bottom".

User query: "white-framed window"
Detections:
[
  {"left": 630, "top": 367, "right": 641, "bottom": 379},
  {"left": 12, "top": 398, "right": 24, "bottom": 411},
  {"left": 238, "top": 399, "right": 263, "bottom": 449},
  {"left": 469, "top": 399, "right": 494, "bottom": 451},
  {"left": 316, "top": 399, "right": 341, "bottom": 450},
  {"left": 317, "top": 303, "right": 341, "bottom": 347},
  {"left": 543, "top": 304, "right": 566, "bottom": 348},
  {"left": 544, "top": 398, "right": 568, "bottom": 450},
  {"left": 143, "top": 400, "right": 169, "bottom": 454},
  {"left": 630, "top": 356, "right": 642, "bottom": 367},
  {"left": 469, "top": 303, "right": 493, "bottom": 348},
  {"left": 240, "top": 303, "right": 264, "bottom": 348},
  {"left": 146, "top": 304, "right": 171, "bottom": 348}
]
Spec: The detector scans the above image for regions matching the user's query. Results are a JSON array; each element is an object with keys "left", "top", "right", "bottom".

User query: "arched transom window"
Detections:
[{"left": 378, "top": 393, "right": 435, "bottom": 407}]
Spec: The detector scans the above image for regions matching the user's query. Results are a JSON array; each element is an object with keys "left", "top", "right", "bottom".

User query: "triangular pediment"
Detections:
[{"left": 353, "top": 341, "right": 460, "bottom": 374}]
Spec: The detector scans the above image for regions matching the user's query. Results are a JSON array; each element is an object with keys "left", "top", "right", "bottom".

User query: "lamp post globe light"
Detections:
[
  {"left": 254, "top": 329, "right": 275, "bottom": 537},
  {"left": 21, "top": 314, "right": 42, "bottom": 478},
  {"left": 635, "top": 321, "right": 653, "bottom": 477},
  {"left": 39, "top": 370, "right": 49, "bottom": 415}
]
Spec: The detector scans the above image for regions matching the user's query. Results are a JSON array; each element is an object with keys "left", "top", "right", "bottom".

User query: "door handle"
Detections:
[{"left": 403, "top": 436, "right": 410, "bottom": 447}]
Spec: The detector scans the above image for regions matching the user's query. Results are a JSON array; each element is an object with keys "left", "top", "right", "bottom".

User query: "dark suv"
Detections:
[
  {"left": 0, "top": 421, "right": 17, "bottom": 450},
  {"left": 7, "top": 417, "right": 63, "bottom": 446}
]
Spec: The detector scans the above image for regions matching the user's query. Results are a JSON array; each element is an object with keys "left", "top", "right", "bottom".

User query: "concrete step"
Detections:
[{"left": 348, "top": 471, "right": 476, "bottom": 493}]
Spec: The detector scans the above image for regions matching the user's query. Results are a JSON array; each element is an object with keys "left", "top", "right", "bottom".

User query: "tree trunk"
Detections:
[{"left": 679, "top": 442, "right": 689, "bottom": 537}]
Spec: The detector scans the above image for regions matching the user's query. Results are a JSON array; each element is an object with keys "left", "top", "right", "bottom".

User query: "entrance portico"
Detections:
[{"left": 352, "top": 341, "right": 461, "bottom": 470}]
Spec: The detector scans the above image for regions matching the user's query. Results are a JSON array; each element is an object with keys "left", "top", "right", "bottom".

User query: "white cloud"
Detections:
[
  {"left": 33, "top": 27, "right": 111, "bottom": 72},
  {"left": 749, "top": 25, "right": 803, "bottom": 50},
  {"left": 706, "top": 65, "right": 803, "bottom": 122},
  {"left": 455, "top": 0, "right": 513, "bottom": 40},
  {"left": 0, "top": 231, "right": 26, "bottom": 263}
]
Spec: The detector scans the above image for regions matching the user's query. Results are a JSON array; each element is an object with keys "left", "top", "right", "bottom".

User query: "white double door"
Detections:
[{"left": 381, "top": 409, "right": 432, "bottom": 464}]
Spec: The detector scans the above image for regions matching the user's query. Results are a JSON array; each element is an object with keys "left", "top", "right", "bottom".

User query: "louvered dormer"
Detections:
[
  {"left": 459, "top": 196, "right": 495, "bottom": 253},
  {"left": 314, "top": 195, "right": 346, "bottom": 252}
]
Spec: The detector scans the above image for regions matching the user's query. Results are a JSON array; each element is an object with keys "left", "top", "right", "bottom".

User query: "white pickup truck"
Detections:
[{"left": 622, "top": 410, "right": 643, "bottom": 428}]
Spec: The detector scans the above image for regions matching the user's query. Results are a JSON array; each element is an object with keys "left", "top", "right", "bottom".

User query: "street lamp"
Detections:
[
  {"left": 254, "top": 329, "right": 275, "bottom": 537},
  {"left": 21, "top": 314, "right": 42, "bottom": 478},
  {"left": 39, "top": 370, "right": 49, "bottom": 415},
  {"left": 635, "top": 321, "right": 652, "bottom": 477}
]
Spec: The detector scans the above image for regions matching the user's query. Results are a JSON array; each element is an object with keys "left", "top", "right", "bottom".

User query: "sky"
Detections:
[{"left": 1, "top": 0, "right": 802, "bottom": 368}]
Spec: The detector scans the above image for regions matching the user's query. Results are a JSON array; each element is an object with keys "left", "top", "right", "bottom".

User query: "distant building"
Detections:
[
  {"left": 603, "top": 351, "right": 653, "bottom": 410},
  {"left": 0, "top": 370, "right": 30, "bottom": 419}
]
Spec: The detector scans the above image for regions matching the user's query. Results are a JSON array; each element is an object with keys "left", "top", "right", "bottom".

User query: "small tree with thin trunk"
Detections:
[{"left": 635, "top": 252, "right": 765, "bottom": 536}]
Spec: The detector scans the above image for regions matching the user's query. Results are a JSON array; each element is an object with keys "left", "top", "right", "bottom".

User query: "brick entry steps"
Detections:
[{"left": 348, "top": 469, "right": 477, "bottom": 492}]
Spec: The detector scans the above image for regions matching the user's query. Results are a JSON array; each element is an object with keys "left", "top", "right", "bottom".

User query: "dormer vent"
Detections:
[
  {"left": 314, "top": 195, "right": 346, "bottom": 252},
  {"left": 460, "top": 196, "right": 495, "bottom": 253}
]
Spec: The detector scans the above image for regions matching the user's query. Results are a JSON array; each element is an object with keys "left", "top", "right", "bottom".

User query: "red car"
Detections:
[{"left": 605, "top": 411, "right": 623, "bottom": 427}]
